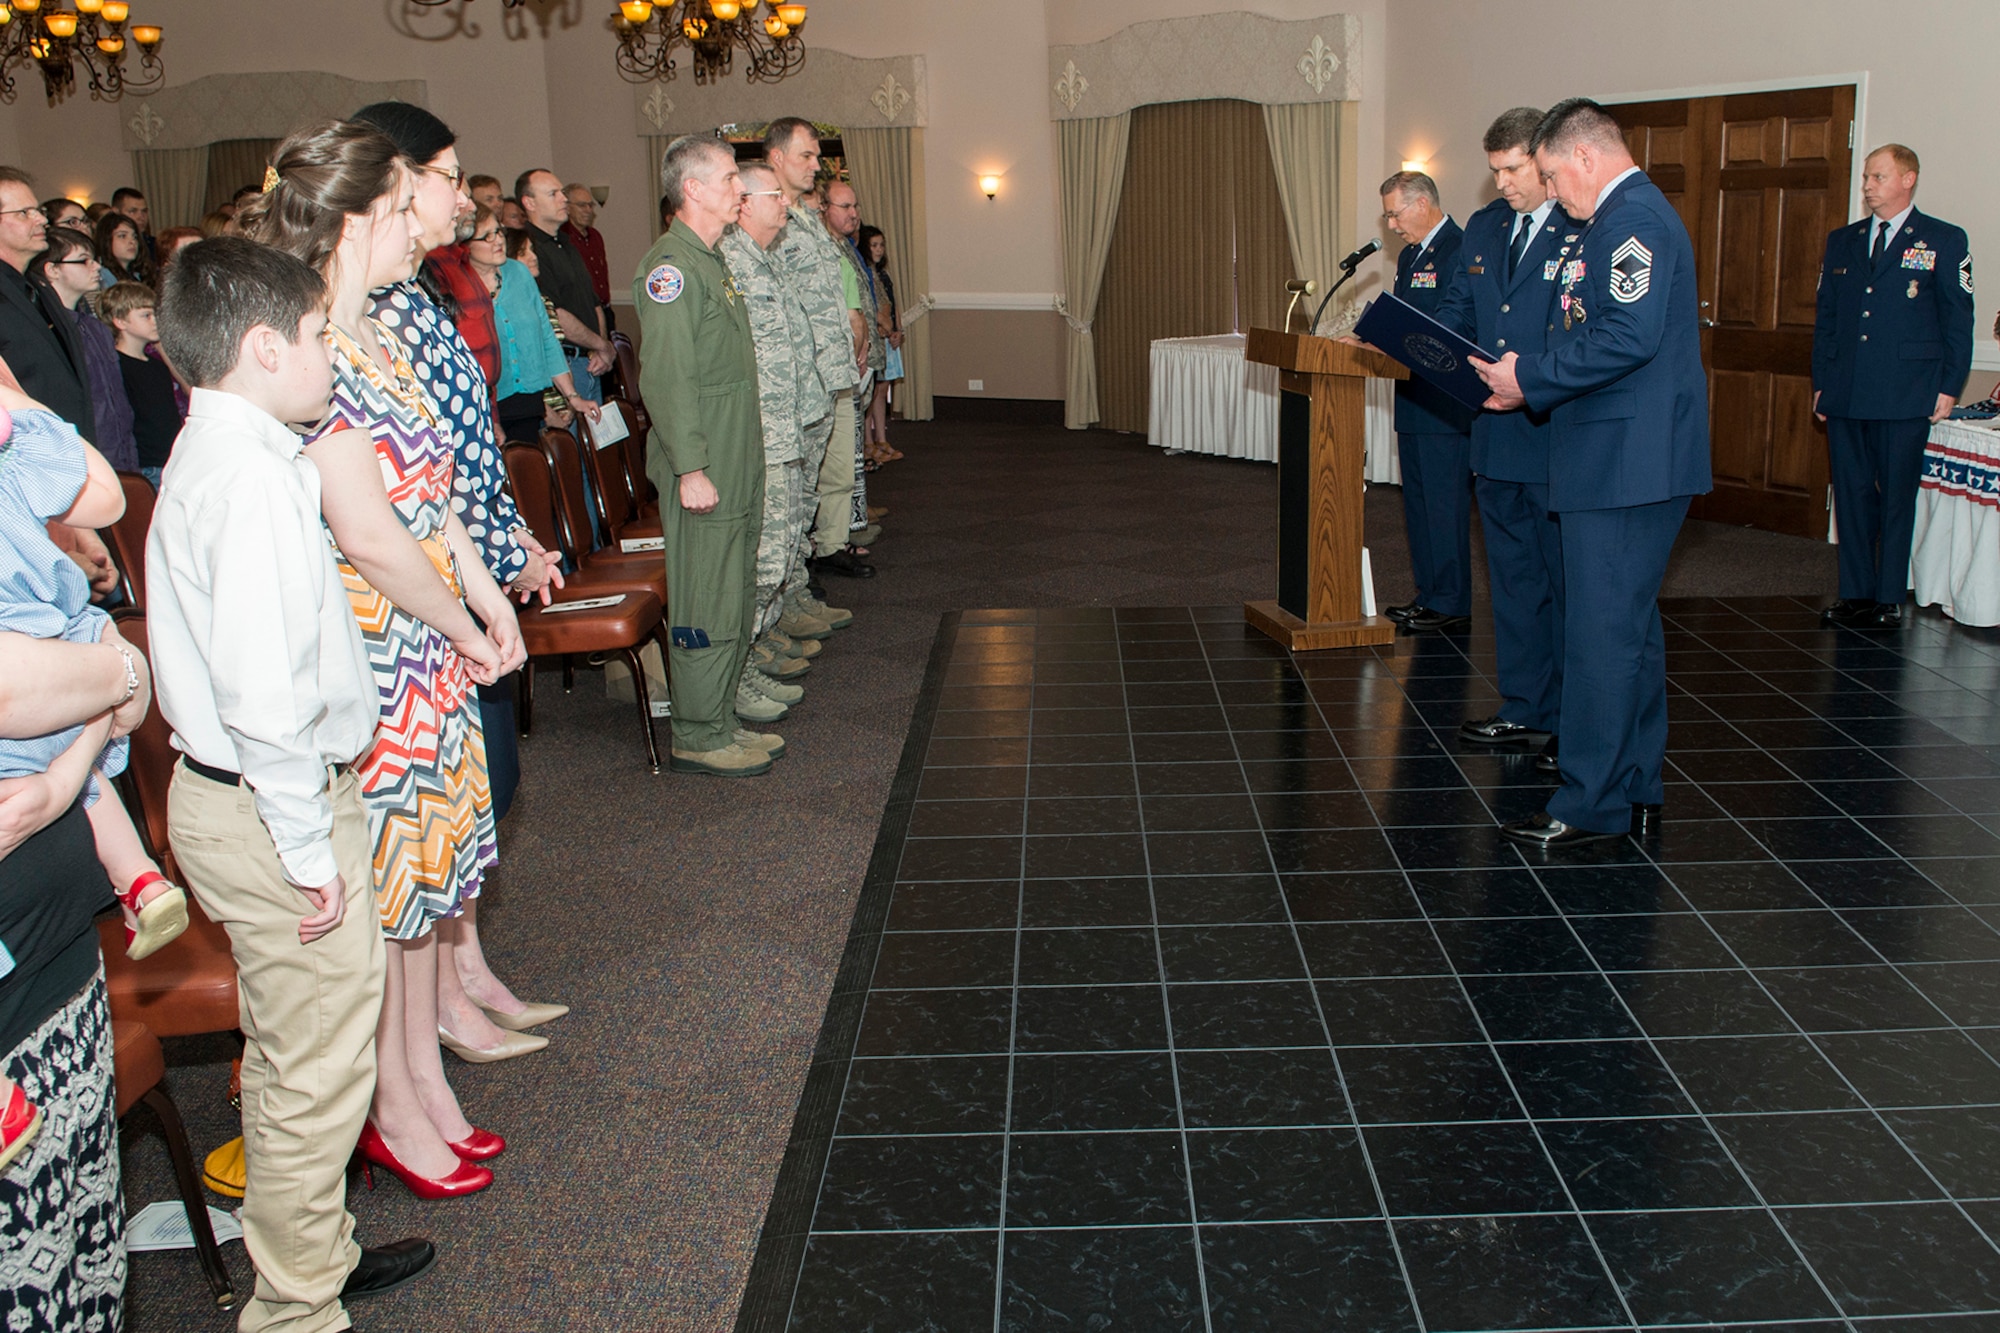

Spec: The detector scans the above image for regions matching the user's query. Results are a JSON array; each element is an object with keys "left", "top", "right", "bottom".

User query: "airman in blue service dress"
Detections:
[
  {"left": 1391, "top": 219, "right": 1478, "bottom": 628},
  {"left": 1507, "top": 169, "right": 1710, "bottom": 840},
  {"left": 1436, "top": 194, "right": 1570, "bottom": 744},
  {"left": 1811, "top": 207, "right": 1973, "bottom": 624}
]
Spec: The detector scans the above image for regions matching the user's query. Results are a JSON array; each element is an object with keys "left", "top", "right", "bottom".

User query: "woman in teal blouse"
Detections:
[{"left": 465, "top": 208, "right": 594, "bottom": 444}]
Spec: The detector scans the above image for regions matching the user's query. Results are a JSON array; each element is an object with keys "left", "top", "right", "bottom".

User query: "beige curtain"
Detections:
[
  {"left": 1056, "top": 114, "right": 1130, "bottom": 430},
  {"left": 204, "top": 139, "right": 281, "bottom": 217},
  {"left": 644, "top": 135, "right": 671, "bottom": 243},
  {"left": 843, "top": 126, "right": 932, "bottom": 420},
  {"left": 1263, "top": 101, "right": 1360, "bottom": 334},
  {"left": 130, "top": 147, "right": 209, "bottom": 231}
]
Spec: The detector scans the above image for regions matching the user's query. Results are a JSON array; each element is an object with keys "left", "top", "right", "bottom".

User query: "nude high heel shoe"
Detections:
[
  {"left": 436, "top": 1023, "right": 548, "bottom": 1063},
  {"left": 477, "top": 1000, "right": 569, "bottom": 1032}
]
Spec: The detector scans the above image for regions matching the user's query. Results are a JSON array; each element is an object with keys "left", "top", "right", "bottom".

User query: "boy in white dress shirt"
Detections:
[{"left": 145, "top": 238, "right": 434, "bottom": 1333}]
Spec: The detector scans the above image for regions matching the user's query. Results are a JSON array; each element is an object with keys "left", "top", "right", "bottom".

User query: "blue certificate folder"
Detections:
[{"left": 1352, "top": 293, "right": 1497, "bottom": 411}]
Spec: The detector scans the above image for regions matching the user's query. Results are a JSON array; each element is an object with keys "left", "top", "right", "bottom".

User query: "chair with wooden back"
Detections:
[
  {"left": 101, "top": 470, "right": 157, "bottom": 609},
  {"left": 573, "top": 406, "right": 659, "bottom": 545},
  {"left": 114, "top": 1019, "right": 234, "bottom": 1307},
  {"left": 536, "top": 429, "right": 668, "bottom": 603}
]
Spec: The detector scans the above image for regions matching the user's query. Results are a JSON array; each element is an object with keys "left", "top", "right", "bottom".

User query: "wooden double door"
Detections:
[{"left": 1611, "top": 85, "right": 1856, "bottom": 538}]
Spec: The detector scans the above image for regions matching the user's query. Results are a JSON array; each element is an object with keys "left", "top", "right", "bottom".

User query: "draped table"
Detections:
[
  {"left": 1148, "top": 333, "right": 1399, "bottom": 483},
  {"left": 1910, "top": 417, "right": 2000, "bottom": 627}
]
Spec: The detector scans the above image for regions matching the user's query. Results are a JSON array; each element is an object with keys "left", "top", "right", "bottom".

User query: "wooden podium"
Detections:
[{"left": 1243, "top": 327, "right": 1409, "bottom": 652}]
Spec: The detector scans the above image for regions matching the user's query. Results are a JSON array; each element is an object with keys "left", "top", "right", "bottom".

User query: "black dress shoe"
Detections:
[
  {"left": 1458, "top": 715, "right": 1552, "bottom": 747},
  {"left": 1862, "top": 605, "right": 1903, "bottom": 629},
  {"left": 1820, "top": 598, "right": 1876, "bottom": 627},
  {"left": 1383, "top": 601, "right": 1421, "bottom": 623},
  {"left": 1534, "top": 736, "right": 1560, "bottom": 775},
  {"left": 341, "top": 1239, "right": 437, "bottom": 1302},
  {"left": 1632, "top": 802, "right": 1663, "bottom": 832},
  {"left": 1403, "top": 608, "right": 1471, "bottom": 632},
  {"left": 1500, "top": 812, "right": 1622, "bottom": 847},
  {"left": 812, "top": 549, "right": 876, "bottom": 579}
]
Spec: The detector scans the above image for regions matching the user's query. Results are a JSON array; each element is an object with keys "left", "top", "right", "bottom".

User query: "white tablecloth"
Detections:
[
  {"left": 1911, "top": 417, "right": 2000, "bottom": 626},
  {"left": 1147, "top": 333, "right": 1400, "bottom": 483}
]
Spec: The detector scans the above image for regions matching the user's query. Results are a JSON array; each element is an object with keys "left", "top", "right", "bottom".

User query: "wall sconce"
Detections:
[
  {"left": 1401, "top": 158, "right": 1427, "bottom": 173},
  {"left": 978, "top": 174, "right": 1001, "bottom": 201}
]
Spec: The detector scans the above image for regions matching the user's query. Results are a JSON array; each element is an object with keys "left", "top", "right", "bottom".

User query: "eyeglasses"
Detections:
[
  {"left": 0, "top": 206, "right": 42, "bottom": 222},
  {"left": 470, "top": 229, "right": 503, "bottom": 243},
  {"left": 741, "top": 189, "right": 784, "bottom": 199},
  {"left": 1379, "top": 199, "right": 1421, "bottom": 223},
  {"left": 53, "top": 257, "right": 98, "bottom": 266},
  {"left": 417, "top": 163, "right": 465, "bottom": 189}
]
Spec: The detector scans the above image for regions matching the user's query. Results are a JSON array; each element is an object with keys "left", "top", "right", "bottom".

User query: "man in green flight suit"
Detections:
[{"left": 634, "top": 133, "right": 784, "bottom": 776}]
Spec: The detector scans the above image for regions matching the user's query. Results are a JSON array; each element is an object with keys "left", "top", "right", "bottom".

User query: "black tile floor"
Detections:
[{"left": 735, "top": 598, "right": 2000, "bottom": 1333}]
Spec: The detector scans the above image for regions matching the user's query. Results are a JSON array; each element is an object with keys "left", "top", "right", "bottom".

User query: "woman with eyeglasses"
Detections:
[
  {"left": 90, "top": 212, "right": 150, "bottom": 289},
  {"left": 31, "top": 228, "right": 138, "bottom": 473},
  {"left": 465, "top": 208, "right": 597, "bottom": 444}
]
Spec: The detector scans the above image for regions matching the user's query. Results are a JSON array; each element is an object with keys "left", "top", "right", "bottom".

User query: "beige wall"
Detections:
[
  {"left": 1381, "top": 0, "right": 2000, "bottom": 375},
  {"left": 931, "top": 308, "right": 1067, "bottom": 399}
]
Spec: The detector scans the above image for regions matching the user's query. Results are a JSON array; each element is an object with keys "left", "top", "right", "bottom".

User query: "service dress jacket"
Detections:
[
  {"left": 1392, "top": 218, "right": 1476, "bottom": 436},
  {"left": 1811, "top": 207, "right": 1974, "bottom": 420}
]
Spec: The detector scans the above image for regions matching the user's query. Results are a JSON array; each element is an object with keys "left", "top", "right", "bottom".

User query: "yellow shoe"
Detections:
[{"left": 204, "top": 1137, "right": 246, "bottom": 1198}]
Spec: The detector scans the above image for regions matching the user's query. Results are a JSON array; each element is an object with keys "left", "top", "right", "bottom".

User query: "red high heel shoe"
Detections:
[
  {"left": 448, "top": 1127, "right": 506, "bottom": 1163},
  {"left": 356, "top": 1122, "right": 492, "bottom": 1199}
]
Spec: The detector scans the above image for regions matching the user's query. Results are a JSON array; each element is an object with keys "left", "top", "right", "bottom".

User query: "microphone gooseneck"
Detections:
[{"left": 1311, "top": 240, "right": 1382, "bottom": 332}]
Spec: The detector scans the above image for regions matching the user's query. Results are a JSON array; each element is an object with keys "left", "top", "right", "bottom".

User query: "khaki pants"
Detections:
[
  {"left": 169, "top": 765, "right": 386, "bottom": 1333},
  {"left": 813, "top": 389, "right": 857, "bottom": 558}
]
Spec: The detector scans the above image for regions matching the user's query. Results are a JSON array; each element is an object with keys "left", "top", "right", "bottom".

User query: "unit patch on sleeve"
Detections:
[
  {"left": 646, "top": 263, "right": 685, "bottom": 303},
  {"left": 1609, "top": 237, "right": 1653, "bottom": 304}
]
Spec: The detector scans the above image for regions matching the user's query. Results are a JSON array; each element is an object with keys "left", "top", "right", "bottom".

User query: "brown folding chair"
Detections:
[
  {"left": 115, "top": 1020, "right": 234, "bottom": 1308},
  {"left": 504, "top": 441, "right": 665, "bottom": 605},
  {"left": 610, "top": 332, "right": 649, "bottom": 434},
  {"left": 573, "top": 405, "right": 659, "bottom": 545},
  {"left": 535, "top": 429, "right": 668, "bottom": 603},
  {"left": 100, "top": 612, "right": 241, "bottom": 1039},
  {"left": 100, "top": 470, "right": 157, "bottom": 609}
]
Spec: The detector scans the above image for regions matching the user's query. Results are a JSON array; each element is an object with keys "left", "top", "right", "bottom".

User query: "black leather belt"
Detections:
[
  {"left": 182, "top": 756, "right": 348, "bottom": 786},
  {"left": 560, "top": 342, "right": 584, "bottom": 358}
]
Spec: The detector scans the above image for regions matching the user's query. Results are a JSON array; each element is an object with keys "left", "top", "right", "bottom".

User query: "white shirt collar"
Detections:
[
  {"left": 1515, "top": 198, "right": 1556, "bottom": 242},
  {"left": 1417, "top": 215, "right": 1450, "bottom": 254},
  {"left": 1870, "top": 203, "right": 1915, "bottom": 244},
  {"left": 1591, "top": 166, "right": 1645, "bottom": 216},
  {"left": 187, "top": 386, "right": 308, "bottom": 457}
]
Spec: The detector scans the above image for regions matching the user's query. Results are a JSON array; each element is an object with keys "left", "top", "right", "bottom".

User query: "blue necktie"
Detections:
[
  {"left": 1870, "top": 220, "right": 1887, "bottom": 265},
  {"left": 1508, "top": 215, "right": 1532, "bottom": 281}
]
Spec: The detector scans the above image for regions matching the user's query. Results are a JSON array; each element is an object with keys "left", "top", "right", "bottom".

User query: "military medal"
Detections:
[{"left": 1908, "top": 279, "right": 1920, "bottom": 299}]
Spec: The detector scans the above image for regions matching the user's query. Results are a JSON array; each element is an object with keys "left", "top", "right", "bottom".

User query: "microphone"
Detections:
[
  {"left": 1338, "top": 239, "right": 1382, "bottom": 271},
  {"left": 1312, "top": 240, "right": 1381, "bottom": 330},
  {"left": 1284, "top": 278, "right": 1318, "bottom": 294}
]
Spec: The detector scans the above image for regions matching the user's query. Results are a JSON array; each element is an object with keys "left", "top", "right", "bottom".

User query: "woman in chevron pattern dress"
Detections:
[{"left": 247, "top": 121, "right": 526, "bottom": 1194}]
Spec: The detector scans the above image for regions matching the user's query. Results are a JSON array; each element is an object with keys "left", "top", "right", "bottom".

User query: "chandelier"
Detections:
[
  {"left": 0, "top": 0, "right": 163, "bottom": 104},
  {"left": 612, "top": 0, "right": 807, "bottom": 86}
]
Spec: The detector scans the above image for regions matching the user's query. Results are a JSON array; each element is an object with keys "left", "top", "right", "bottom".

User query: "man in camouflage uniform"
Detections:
[
  {"left": 764, "top": 117, "right": 874, "bottom": 584},
  {"left": 633, "top": 133, "right": 784, "bottom": 777},
  {"left": 718, "top": 160, "right": 835, "bottom": 723},
  {"left": 825, "top": 180, "right": 884, "bottom": 544}
]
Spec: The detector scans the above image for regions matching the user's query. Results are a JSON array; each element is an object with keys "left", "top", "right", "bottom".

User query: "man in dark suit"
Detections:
[
  {"left": 1435, "top": 107, "right": 1570, "bottom": 753},
  {"left": 1473, "top": 99, "right": 1711, "bottom": 847},
  {"left": 1380, "top": 170, "right": 1476, "bottom": 632},
  {"left": 1811, "top": 144, "right": 1973, "bottom": 629},
  {"left": 0, "top": 166, "right": 95, "bottom": 439}
]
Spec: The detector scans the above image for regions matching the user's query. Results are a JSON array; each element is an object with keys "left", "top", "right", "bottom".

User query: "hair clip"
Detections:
[{"left": 263, "top": 165, "right": 280, "bottom": 192}]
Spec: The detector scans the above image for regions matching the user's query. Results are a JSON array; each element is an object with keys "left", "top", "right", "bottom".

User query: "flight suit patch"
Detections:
[
  {"left": 1609, "top": 237, "right": 1653, "bottom": 303},
  {"left": 646, "top": 264, "right": 685, "bottom": 303}
]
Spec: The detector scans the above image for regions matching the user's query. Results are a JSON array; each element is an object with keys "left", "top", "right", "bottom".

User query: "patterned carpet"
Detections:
[{"left": 120, "top": 418, "right": 1839, "bottom": 1331}]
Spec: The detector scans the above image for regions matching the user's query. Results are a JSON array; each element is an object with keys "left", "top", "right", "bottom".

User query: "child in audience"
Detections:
[
  {"left": 0, "top": 381, "right": 191, "bottom": 1171},
  {"left": 102, "top": 281, "right": 184, "bottom": 488},
  {"left": 145, "top": 236, "right": 433, "bottom": 1328}
]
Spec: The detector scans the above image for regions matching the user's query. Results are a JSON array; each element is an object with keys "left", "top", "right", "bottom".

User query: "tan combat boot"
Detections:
[
  {"left": 777, "top": 605, "right": 835, "bottom": 641},
  {"left": 746, "top": 669, "right": 805, "bottom": 704},
  {"left": 752, "top": 639, "right": 810, "bottom": 679},
  {"left": 669, "top": 740, "right": 775, "bottom": 776},
  {"left": 733, "top": 728, "right": 787, "bottom": 760},
  {"left": 790, "top": 588, "right": 853, "bottom": 630},
  {"left": 735, "top": 667, "right": 788, "bottom": 723}
]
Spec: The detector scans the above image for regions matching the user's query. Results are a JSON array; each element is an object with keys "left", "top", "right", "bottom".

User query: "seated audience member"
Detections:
[
  {"left": 41, "top": 197, "right": 86, "bottom": 231},
  {"left": 473, "top": 211, "right": 597, "bottom": 443},
  {"left": 155, "top": 226, "right": 203, "bottom": 269},
  {"left": 101, "top": 282, "right": 182, "bottom": 488},
  {"left": 93, "top": 212, "right": 150, "bottom": 289},
  {"left": 33, "top": 228, "right": 138, "bottom": 472},
  {"left": 147, "top": 234, "right": 437, "bottom": 1331},
  {"left": 0, "top": 168, "right": 95, "bottom": 442}
]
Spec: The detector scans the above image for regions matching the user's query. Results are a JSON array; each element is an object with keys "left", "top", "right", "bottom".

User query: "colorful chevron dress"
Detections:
[{"left": 309, "top": 319, "right": 497, "bottom": 940}]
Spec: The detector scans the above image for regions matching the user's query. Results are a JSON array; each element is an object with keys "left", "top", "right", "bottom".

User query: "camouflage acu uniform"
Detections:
[
  {"left": 720, "top": 223, "right": 829, "bottom": 636},
  {"left": 771, "top": 204, "right": 862, "bottom": 563},
  {"left": 835, "top": 232, "right": 884, "bottom": 533}
]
